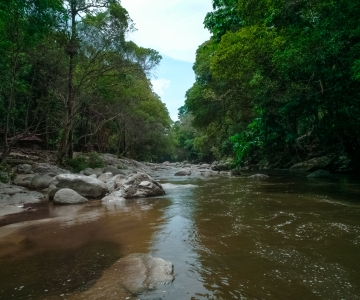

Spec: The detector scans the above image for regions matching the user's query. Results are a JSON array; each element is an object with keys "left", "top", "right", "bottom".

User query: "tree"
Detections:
[{"left": 0, "top": 0, "right": 63, "bottom": 163}]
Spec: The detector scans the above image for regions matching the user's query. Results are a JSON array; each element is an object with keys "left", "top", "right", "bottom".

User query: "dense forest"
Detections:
[
  {"left": 0, "top": 0, "right": 174, "bottom": 164},
  {"left": 1, "top": 0, "right": 360, "bottom": 171},
  {"left": 176, "top": 0, "right": 360, "bottom": 169}
]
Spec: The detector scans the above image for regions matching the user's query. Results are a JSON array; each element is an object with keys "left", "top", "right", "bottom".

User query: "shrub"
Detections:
[
  {"left": 65, "top": 152, "right": 105, "bottom": 173},
  {"left": 0, "top": 164, "right": 15, "bottom": 183},
  {"left": 66, "top": 154, "right": 88, "bottom": 173},
  {"left": 87, "top": 152, "right": 105, "bottom": 169}
]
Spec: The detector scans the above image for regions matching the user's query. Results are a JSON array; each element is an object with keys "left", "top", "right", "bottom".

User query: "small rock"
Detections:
[
  {"left": 102, "top": 166, "right": 127, "bottom": 176},
  {"left": 17, "top": 164, "right": 32, "bottom": 174},
  {"left": 83, "top": 168, "right": 103, "bottom": 177}
]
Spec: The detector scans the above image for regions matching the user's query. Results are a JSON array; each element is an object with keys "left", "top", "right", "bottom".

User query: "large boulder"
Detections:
[
  {"left": 53, "top": 188, "right": 88, "bottom": 205},
  {"left": 290, "top": 156, "right": 332, "bottom": 172},
  {"left": 117, "top": 254, "right": 174, "bottom": 294},
  {"left": 33, "top": 163, "right": 70, "bottom": 176},
  {"left": 174, "top": 169, "right": 191, "bottom": 176},
  {"left": 29, "top": 174, "right": 53, "bottom": 190},
  {"left": 54, "top": 174, "right": 108, "bottom": 198},
  {"left": 115, "top": 172, "right": 165, "bottom": 198}
]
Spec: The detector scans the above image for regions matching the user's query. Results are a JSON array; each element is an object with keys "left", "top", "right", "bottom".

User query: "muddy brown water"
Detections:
[{"left": 0, "top": 170, "right": 360, "bottom": 299}]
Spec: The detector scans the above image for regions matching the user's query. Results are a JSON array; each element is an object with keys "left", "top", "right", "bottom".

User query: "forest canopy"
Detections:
[
  {"left": 178, "top": 0, "right": 360, "bottom": 168},
  {"left": 0, "top": 0, "right": 173, "bottom": 163}
]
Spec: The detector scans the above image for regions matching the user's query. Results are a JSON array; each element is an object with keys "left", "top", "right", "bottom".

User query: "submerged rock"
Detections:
[
  {"left": 307, "top": 170, "right": 331, "bottom": 178},
  {"left": 117, "top": 253, "right": 174, "bottom": 294},
  {"left": 249, "top": 174, "right": 269, "bottom": 179},
  {"left": 53, "top": 188, "right": 88, "bottom": 205},
  {"left": 174, "top": 169, "right": 191, "bottom": 176},
  {"left": 101, "top": 191, "right": 126, "bottom": 203}
]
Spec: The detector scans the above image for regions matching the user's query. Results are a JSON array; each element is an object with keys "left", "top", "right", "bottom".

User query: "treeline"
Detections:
[
  {"left": 0, "top": 0, "right": 174, "bottom": 164},
  {"left": 177, "top": 0, "right": 360, "bottom": 168}
]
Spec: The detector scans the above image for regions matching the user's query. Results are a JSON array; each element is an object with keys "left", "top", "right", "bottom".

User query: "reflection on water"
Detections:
[
  {"left": 0, "top": 198, "right": 169, "bottom": 299},
  {"left": 1, "top": 173, "right": 360, "bottom": 299}
]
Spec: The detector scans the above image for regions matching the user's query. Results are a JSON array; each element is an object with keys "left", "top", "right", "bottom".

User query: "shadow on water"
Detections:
[{"left": 0, "top": 241, "right": 121, "bottom": 300}]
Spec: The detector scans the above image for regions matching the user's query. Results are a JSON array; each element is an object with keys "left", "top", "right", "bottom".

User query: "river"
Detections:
[{"left": 0, "top": 170, "right": 359, "bottom": 299}]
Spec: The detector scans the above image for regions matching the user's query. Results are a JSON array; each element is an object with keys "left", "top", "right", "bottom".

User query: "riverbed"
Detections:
[{"left": 1, "top": 170, "right": 359, "bottom": 299}]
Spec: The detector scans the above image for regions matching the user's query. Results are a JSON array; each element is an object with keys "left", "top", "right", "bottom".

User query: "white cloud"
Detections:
[
  {"left": 121, "top": 0, "right": 212, "bottom": 62},
  {"left": 151, "top": 78, "right": 170, "bottom": 96}
]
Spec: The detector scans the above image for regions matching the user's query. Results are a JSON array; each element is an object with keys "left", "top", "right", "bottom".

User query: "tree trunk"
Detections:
[{"left": 57, "top": 2, "right": 77, "bottom": 163}]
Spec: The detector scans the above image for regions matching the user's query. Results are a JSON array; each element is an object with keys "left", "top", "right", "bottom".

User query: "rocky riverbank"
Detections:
[{"left": 1, "top": 151, "right": 348, "bottom": 213}]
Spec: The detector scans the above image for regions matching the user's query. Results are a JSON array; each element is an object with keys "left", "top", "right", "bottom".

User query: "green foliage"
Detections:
[
  {"left": 230, "top": 118, "right": 263, "bottom": 167},
  {"left": 65, "top": 154, "right": 89, "bottom": 173},
  {"left": 0, "top": 0, "right": 174, "bottom": 163},
  {"left": 0, "top": 164, "right": 16, "bottom": 183},
  {"left": 87, "top": 152, "right": 105, "bottom": 169},
  {"left": 183, "top": 0, "right": 360, "bottom": 168},
  {"left": 204, "top": 0, "right": 242, "bottom": 41},
  {"left": 65, "top": 152, "right": 104, "bottom": 173}
]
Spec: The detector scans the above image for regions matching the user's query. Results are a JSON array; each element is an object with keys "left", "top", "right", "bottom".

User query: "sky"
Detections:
[{"left": 120, "top": 0, "right": 213, "bottom": 121}]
